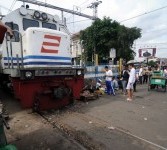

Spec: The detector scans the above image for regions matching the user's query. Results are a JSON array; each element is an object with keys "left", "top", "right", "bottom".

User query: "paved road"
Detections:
[
  {"left": 1, "top": 84, "right": 167, "bottom": 150},
  {"left": 81, "top": 85, "right": 167, "bottom": 148}
]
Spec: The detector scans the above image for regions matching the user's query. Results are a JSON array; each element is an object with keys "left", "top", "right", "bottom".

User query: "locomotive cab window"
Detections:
[
  {"left": 42, "top": 22, "right": 57, "bottom": 30},
  {"left": 5, "top": 22, "right": 19, "bottom": 42},
  {"left": 23, "top": 18, "right": 39, "bottom": 30}
]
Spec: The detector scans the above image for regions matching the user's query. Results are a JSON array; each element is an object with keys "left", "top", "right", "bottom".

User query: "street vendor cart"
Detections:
[{"left": 148, "top": 71, "right": 167, "bottom": 92}]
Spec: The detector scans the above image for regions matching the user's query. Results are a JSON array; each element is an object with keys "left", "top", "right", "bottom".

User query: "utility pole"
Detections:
[
  {"left": 88, "top": 0, "right": 102, "bottom": 66},
  {"left": 87, "top": 0, "right": 102, "bottom": 19}
]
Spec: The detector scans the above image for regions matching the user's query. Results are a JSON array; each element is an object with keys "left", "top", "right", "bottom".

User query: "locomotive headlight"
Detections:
[
  {"left": 41, "top": 13, "right": 48, "bottom": 20},
  {"left": 77, "top": 70, "right": 82, "bottom": 75},
  {"left": 20, "top": 70, "right": 35, "bottom": 80},
  {"left": 25, "top": 71, "right": 33, "bottom": 79},
  {"left": 34, "top": 11, "right": 40, "bottom": 19}
]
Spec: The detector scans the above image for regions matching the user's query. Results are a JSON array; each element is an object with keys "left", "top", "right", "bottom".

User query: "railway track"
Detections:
[
  {"left": 37, "top": 101, "right": 166, "bottom": 150},
  {"left": 38, "top": 103, "right": 106, "bottom": 150}
]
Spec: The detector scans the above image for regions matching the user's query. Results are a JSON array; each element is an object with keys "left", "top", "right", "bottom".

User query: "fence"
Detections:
[{"left": 84, "top": 65, "right": 119, "bottom": 79}]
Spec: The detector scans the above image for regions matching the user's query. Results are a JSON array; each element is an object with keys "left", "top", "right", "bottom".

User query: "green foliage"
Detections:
[
  {"left": 80, "top": 17, "right": 141, "bottom": 64},
  {"left": 148, "top": 60, "right": 157, "bottom": 67}
]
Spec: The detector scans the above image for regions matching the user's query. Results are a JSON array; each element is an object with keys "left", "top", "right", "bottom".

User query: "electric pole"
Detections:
[
  {"left": 87, "top": 0, "right": 102, "bottom": 19},
  {"left": 88, "top": 0, "right": 102, "bottom": 66}
]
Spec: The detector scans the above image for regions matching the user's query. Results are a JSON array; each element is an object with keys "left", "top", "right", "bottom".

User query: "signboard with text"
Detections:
[{"left": 110, "top": 48, "right": 116, "bottom": 58}]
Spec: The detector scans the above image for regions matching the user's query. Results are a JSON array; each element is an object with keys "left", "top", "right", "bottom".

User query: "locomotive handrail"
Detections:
[
  {"left": 5, "top": 30, "right": 24, "bottom": 69},
  {"left": 12, "top": 30, "right": 24, "bottom": 69},
  {"left": 5, "top": 34, "right": 10, "bottom": 68},
  {"left": 9, "top": 35, "right": 13, "bottom": 68}
]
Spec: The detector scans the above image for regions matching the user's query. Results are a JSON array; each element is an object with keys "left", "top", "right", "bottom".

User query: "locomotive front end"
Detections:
[{"left": 0, "top": 7, "right": 84, "bottom": 111}]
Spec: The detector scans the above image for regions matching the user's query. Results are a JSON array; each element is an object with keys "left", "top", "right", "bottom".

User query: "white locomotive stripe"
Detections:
[
  {"left": 3, "top": 59, "right": 71, "bottom": 63},
  {"left": 23, "top": 59, "right": 71, "bottom": 62},
  {"left": 42, "top": 45, "right": 60, "bottom": 49},
  {"left": 42, "top": 38, "right": 60, "bottom": 43},
  {"left": 24, "top": 65, "right": 71, "bottom": 68}
]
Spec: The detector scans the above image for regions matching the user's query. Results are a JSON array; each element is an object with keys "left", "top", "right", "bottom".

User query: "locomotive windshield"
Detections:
[
  {"left": 23, "top": 18, "right": 39, "bottom": 30},
  {"left": 42, "top": 22, "right": 57, "bottom": 30},
  {"left": 5, "top": 22, "right": 19, "bottom": 42}
]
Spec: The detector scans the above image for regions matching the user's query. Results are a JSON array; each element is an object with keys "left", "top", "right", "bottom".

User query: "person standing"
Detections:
[
  {"left": 139, "top": 66, "right": 143, "bottom": 84},
  {"left": 121, "top": 65, "right": 129, "bottom": 95},
  {"left": 133, "top": 67, "right": 138, "bottom": 92},
  {"left": 112, "top": 76, "right": 119, "bottom": 90},
  {"left": 148, "top": 67, "right": 152, "bottom": 82},
  {"left": 104, "top": 66, "right": 115, "bottom": 96},
  {"left": 143, "top": 68, "right": 149, "bottom": 84},
  {"left": 126, "top": 63, "right": 136, "bottom": 101},
  {"left": 164, "top": 67, "right": 167, "bottom": 78}
]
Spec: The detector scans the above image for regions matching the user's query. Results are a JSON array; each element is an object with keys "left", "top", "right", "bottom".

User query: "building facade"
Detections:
[{"left": 71, "top": 32, "right": 83, "bottom": 66}]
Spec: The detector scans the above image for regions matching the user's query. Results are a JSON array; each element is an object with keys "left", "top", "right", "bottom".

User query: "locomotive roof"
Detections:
[{"left": 2, "top": 6, "right": 61, "bottom": 23}]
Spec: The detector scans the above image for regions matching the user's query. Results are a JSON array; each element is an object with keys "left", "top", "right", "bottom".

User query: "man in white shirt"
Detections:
[
  {"left": 105, "top": 66, "right": 115, "bottom": 95},
  {"left": 164, "top": 67, "right": 167, "bottom": 78},
  {"left": 139, "top": 66, "right": 143, "bottom": 84},
  {"left": 126, "top": 63, "right": 136, "bottom": 101}
]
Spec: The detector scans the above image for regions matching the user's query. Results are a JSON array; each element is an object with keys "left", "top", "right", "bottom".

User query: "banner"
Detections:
[{"left": 138, "top": 48, "right": 156, "bottom": 57}]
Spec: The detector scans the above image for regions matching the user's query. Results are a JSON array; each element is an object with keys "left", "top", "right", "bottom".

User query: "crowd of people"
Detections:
[
  {"left": 102, "top": 63, "right": 136, "bottom": 101},
  {"left": 138, "top": 65, "right": 167, "bottom": 84},
  {"left": 101, "top": 63, "right": 167, "bottom": 101}
]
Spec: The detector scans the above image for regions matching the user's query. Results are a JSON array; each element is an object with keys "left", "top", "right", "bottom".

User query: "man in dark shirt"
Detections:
[{"left": 121, "top": 65, "right": 129, "bottom": 94}]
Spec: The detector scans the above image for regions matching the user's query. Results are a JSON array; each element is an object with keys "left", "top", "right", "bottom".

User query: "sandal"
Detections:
[{"left": 127, "top": 98, "right": 132, "bottom": 101}]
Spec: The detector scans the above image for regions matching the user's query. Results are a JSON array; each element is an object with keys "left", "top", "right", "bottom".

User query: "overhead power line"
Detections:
[
  {"left": 79, "top": 0, "right": 92, "bottom": 7},
  {"left": 64, "top": 0, "right": 92, "bottom": 18},
  {"left": 135, "top": 42, "right": 167, "bottom": 45},
  {"left": 8, "top": 0, "right": 17, "bottom": 13},
  {"left": 87, "top": 0, "right": 102, "bottom": 18},
  {"left": 65, "top": 0, "right": 99, "bottom": 22},
  {"left": 66, "top": 19, "right": 91, "bottom": 24},
  {"left": 120, "top": 5, "right": 167, "bottom": 23},
  {"left": 17, "top": 0, "right": 96, "bottom": 20}
]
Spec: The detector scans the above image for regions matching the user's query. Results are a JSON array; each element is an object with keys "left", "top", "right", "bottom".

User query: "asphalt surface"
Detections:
[
  {"left": 81, "top": 85, "right": 167, "bottom": 148},
  {"left": 0, "top": 84, "right": 167, "bottom": 150}
]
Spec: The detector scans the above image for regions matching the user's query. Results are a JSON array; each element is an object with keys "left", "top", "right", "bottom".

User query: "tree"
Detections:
[
  {"left": 148, "top": 60, "right": 156, "bottom": 67},
  {"left": 80, "top": 17, "right": 141, "bottom": 64}
]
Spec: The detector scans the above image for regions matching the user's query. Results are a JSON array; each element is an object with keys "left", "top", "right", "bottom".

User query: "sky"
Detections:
[{"left": 0, "top": 0, "right": 167, "bottom": 59}]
